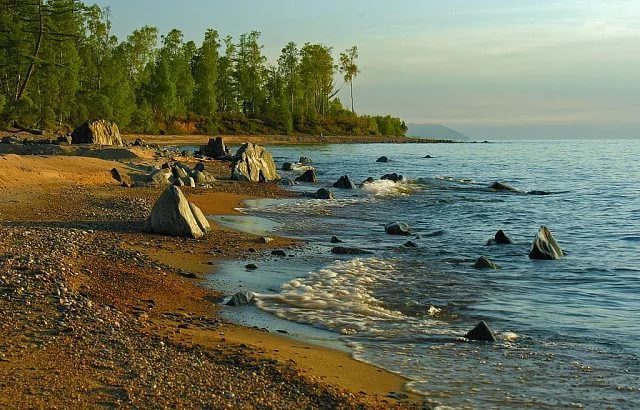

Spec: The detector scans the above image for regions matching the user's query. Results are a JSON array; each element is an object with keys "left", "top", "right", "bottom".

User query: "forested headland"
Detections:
[{"left": 0, "top": 1, "right": 408, "bottom": 137}]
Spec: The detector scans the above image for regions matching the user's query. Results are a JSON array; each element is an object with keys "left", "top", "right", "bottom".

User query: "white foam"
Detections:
[{"left": 361, "top": 179, "right": 419, "bottom": 197}]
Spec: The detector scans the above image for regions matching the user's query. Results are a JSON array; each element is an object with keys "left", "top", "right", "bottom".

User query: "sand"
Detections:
[{"left": 0, "top": 151, "right": 422, "bottom": 408}]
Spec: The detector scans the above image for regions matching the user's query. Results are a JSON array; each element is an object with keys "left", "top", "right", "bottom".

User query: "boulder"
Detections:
[
  {"left": 226, "top": 292, "right": 255, "bottom": 306},
  {"left": 381, "top": 173, "right": 403, "bottom": 182},
  {"left": 194, "top": 162, "right": 205, "bottom": 172},
  {"left": 529, "top": 226, "right": 564, "bottom": 260},
  {"left": 71, "top": 119, "right": 123, "bottom": 146},
  {"left": 385, "top": 222, "right": 411, "bottom": 236},
  {"left": 299, "top": 156, "right": 312, "bottom": 165},
  {"left": 110, "top": 168, "right": 123, "bottom": 183},
  {"left": 492, "top": 229, "right": 513, "bottom": 245},
  {"left": 376, "top": 156, "right": 389, "bottom": 163},
  {"left": 1, "top": 136, "right": 21, "bottom": 144},
  {"left": 313, "top": 188, "right": 335, "bottom": 199},
  {"left": 245, "top": 263, "right": 258, "bottom": 270},
  {"left": 188, "top": 202, "right": 211, "bottom": 234},
  {"left": 331, "top": 247, "right": 373, "bottom": 255},
  {"left": 295, "top": 169, "right": 317, "bottom": 183},
  {"left": 144, "top": 186, "right": 206, "bottom": 239},
  {"left": 172, "top": 164, "right": 190, "bottom": 179},
  {"left": 489, "top": 181, "right": 518, "bottom": 192},
  {"left": 282, "top": 162, "right": 294, "bottom": 171},
  {"left": 149, "top": 169, "right": 172, "bottom": 185},
  {"left": 474, "top": 256, "right": 500, "bottom": 269},
  {"left": 403, "top": 241, "right": 418, "bottom": 248},
  {"left": 332, "top": 175, "right": 356, "bottom": 189},
  {"left": 271, "top": 250, "right": 287, "bottom": 257},
  {"left": 465, "top": 320, "right": 497, "bottom": 342},
  {"left": 330, "top": 236, "right": 343, "bottom": 243},
  {"left": 231, "top": 143, "right": 279, "bottom": 182},
  {"left": 201, "top": 137, "right": 229, "bottom": 158}
]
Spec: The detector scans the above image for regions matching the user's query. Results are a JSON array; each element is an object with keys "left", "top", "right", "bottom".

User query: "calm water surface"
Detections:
[{"left": 209, "top": 140, "right": 640, "bottom": 409}]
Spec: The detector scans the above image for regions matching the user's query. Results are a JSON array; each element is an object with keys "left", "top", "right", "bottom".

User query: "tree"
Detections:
[
  {"left": 192, "top": 29, "right": 219, "bottom": 116},
  {"left": 216, "top": 35, "right": 236, "bottom": 113},
  {"left": 277, "top": 41, "right": 299, "bottom": 116},
  {"left": 339, "top": 45, "right": 359, "bottom": 113},
  {"left": 234, "top": 31, "right": 266, "bottom": 117},
  {"left": 299, "top": 43, "right": 336, "bottom": 117}
]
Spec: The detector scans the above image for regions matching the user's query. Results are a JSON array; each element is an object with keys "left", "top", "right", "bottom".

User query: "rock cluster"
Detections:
[
  {"left": 231, "top": 143, "right": 279, "bottom": 182},
  {"left": 71, "top": 119, "right": 123, "bottom": 146}
]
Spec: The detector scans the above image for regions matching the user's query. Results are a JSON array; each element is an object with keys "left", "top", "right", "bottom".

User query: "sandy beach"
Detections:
[{"left": 0, "top": 144, "right": 421, "bottom": 408}]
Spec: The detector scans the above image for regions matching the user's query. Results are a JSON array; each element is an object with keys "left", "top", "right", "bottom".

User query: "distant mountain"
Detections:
[{"left": 407, "top": 123, "right": 469, "bottom": 141}]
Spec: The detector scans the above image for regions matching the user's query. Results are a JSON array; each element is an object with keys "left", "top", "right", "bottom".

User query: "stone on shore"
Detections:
[
  {"left": 226, "top": 292, "right": 255, "bottom": 306},
  {"left": 332, "top": 175, "right": 356, "bottom": 189},
  {"left": 529, "top": 226, "right": 564, "bottom": 260},
  {"left": 474, "top": 256, "right": 500, "bottom": 269},
  {"left": 110, "top": 168, "right": 123, "bottom": 183},
  {"left": 385, "top": 222, "right": 411, "bottom": 235},
  {"left": 465, "top": 320, "right": 497, "bottom": 342},
  {"left": 188, "top": 202, "right": 211, "bottom": 234},
  {"left": 295, "top": 169, "right": 318, "bottom": 183},
  {"left": 71, "top": 119, "right": 123, "bottom": 146},
  {"left": 201, "top": 137, "right": 229, "bottom": 158},
  {"left": 231, "top": 143, "right": 279, "bottom": 182},
  {"left": 144, "top": 186, "right": 206, "bottom": 239}
]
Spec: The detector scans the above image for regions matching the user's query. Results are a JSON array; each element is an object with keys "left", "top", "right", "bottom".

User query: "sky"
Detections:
[{"left": 93, "top": 0, "right": 640, "bottom": 139}]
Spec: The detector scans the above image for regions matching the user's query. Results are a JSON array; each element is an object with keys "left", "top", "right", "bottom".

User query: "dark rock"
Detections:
[
  {"left": 474, "top": 256, "right": 500, "bottom": 269},
  {"left": 271, "top": 250, "right": 287, "bottom": 257},
  {"left": 110, "top": 168, "right": 123, "bottom": 183},
  {"left": 331, "top": 247, "right": 373, "bottom": 255},
  {"left": 299, "top": 156, "right": 312, "bottom": 165},
  {"left": 465, "top": 320, "right": 497, "bottom": 342},
  {"left": 376, "top": 156, "right": 389, "bottom": 163},
  {"left": 312, "top": 188, "right": 335, "bottom": 199},
  {"left": 330, "top": 236, "right": 343, "bottom": 243},
  {"left": 194, "top": 162, "right": 205, "bottom": 172},
  {"left": 172, "top": 165, "right": 189, "bottom": 179},
  {"left": 282, "top": 162, "right": 294, "bottom": 171},
  {"left": 245, "top": 263, "right": 258, "bottom": 270},
  {"left": 529, "top": 226, "right": 564, "bottom": 260},
  {"left": 295, "top": 169, "right": 318, "bottom": 183},
  {"left": 173, "top": 178, "right": 185, "bottom": 187},
  {"left": 1, "top": 136, "right": 21, "bottom": 144},
  {"left": 231, "top": 143, "right": 279, "bottom": 182},
  {"left": 403, "top": 241, "right": 418, "bottom": 248},
  {"left": 489, "top": 181, "right": 518, "bottom": 192},
  {"left": 381, "top": 173, "right": 404, "bottom": 182},
  {"left": 385, "top": 222, "right": 411, "bottom": 236},
  {"left": 494, "top": 230, "right": 513, "bottom": 244},
  {"left": 226, "top": 292, "right": 255, "bottom": 306},
  {"left": 424, "top": 155, "right": 433, "bottom": 158},
  {"left": 528, "top": 190, "right": 552, "bottom": 196},
  {"left": 71, "top": 119, "right": 123, "bottom": 146},
  {"left": 201, "top": 137, "right": 229, "bottom": 159},
  {"left": 133, "top": 137, "right": 145, "bottom": 146},
  {"left": 332, "top": 175, "right": 357, "bottom": 189},
  {"left": 362, "top": 177, "right": 375, "bottom": 184}
]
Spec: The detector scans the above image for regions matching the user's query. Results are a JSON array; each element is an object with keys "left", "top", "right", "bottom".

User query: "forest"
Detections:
[{"left": 0, "top": 1, "right": 408, "bottom": 136}]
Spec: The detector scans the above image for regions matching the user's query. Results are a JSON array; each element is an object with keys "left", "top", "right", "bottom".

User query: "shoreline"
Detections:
[{"left": 0, "top": 151, "right": 422, "bottom": 407}]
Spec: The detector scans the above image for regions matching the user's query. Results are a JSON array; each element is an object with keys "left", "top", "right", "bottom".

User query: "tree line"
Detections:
[{"left": 0, "top": 1, "right": 407, "bottom": 137}]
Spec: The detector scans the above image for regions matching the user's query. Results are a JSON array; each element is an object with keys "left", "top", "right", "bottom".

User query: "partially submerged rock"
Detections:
[
  {"left": 299, "top": 156, "right": 312, "bottom": 165},
  {"left": 312, "top": 188, "right": 335, "bottom": 199},
  {"left": 282, "top": 162, "right": 294, "bottom": 171},
  {"left": 385, "top": 222, "right": 411, "bottom": 236},
  {"left": 487, "top": 229, "right": 513, "bottom": 245},
  {"left": 330, "top": 236, "right": 343, "bottom": 243},
  {"left": 529, "top": 226, "right": 564, "bottom": 260},
  {"left": 71, "top": 119, "right": 123, "bottom": 146},
  {"left": 376, "top": 156, "right": 389, "bottom": 163},
  {"left": 226, "top": 292, "right": 255, "bottom": 306},
  {"left": 489, "top": 181, "right": 518, "bottom": 192},
  {"left": 332, "top": 175, "right": 356, "bottom": 189},
  {"left": 474, "top": 256, "right": 500, "bottom": 269},
  {"left": 381, "top": 173, "right": 403, "bottom": 182},
  {"left": 403, "top": 241, "right": 418, "bottom": 248},
  {"left": 144, "top": 186, "right": 208, "bottom": 239},
  {"left": 331, "top": 246, "right": 373, "bottom": 255},
  {"left": 295, "top": 169, "right": 317, "bottom": 183},
  {"left": 465, "top": 320, "right": 497, "bottom": 342},
  {"left": 231, "top": 143, "right": 279, "bottom": 182}
]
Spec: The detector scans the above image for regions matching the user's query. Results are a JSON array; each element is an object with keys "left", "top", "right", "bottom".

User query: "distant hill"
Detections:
[{"left": 407, "top": 123, "right": 468, "bottom": 141}]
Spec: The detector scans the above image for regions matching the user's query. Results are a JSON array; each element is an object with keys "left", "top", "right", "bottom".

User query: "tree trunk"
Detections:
[
  {"left": 350, "top": 81, "right": 354, "bottom": 113},
  {"left": 16, "top": 0, "right": 44, "bottom": 102}
]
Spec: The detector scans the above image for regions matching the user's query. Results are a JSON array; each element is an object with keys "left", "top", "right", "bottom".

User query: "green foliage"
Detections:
[{"left": 0, "top": 3, "right": 406, "bottom": 137}]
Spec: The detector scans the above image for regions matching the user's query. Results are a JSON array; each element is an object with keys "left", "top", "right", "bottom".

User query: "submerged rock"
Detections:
[
  {"left": 71, "top": 119, "right": 123, "bottom": 146},
  {"left": 376, "top": 156, "right": 389, "bottom": 163},
  {"left": 403, "top": 241, "right": 418, "bottom": 248},
  {"left": 361, "top": 177, "right": 375, "bottom": 185},
  {"left": 489, "top": 181, "right": 518, "bottom": 192},
  {"left": 144, "top": 186, "right": 207, "bottom": 239},
  {"left": 474, "top": 256, "right": 500, "bottom": 269},
  {"left": 332, "top": 175, "right": 357, "bottom": 189},
  {"left": 231, "top": 143, "right": 279, "bottom": 182},
  {"left": 245, "top": 263, "right": 258, "bottom": 270},
  {"left": 271, "top": 250, "right": 287, "bottom": 257},
  {"left": 465, "top": 320, "right": 497, "bottom": 342},
  {"left": 330, "top": 236, "right": 343, "bottom": 243},
  {"left": 331, "top": 246, "right": 373, "bottom": 255},
  {"left": 385, "top": 222, "right": 411, "bottom": 236},
  {"left": 529, "top": 226, "right": 564, "bottom": 260},
  {"left": 295, "top": 169, "right": 318, "bottom": 183}
]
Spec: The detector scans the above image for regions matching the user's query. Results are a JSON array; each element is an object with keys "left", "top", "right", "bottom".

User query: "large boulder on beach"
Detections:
[
  {"left": 71, "top": 119, "right": 123, "bottom": 146},
  {"left": 295, "top": 169, "right": 318, "bottom": 183},
  {"left": 529, "top": 226, "right": 564, "bottom": 260},
  {"left": 144, "top": 186, "right": 207, "bottom": 239},
  {"left": 231, "top": 143, "right": 279, "bottom": 182},
  {"left": 333, "top": 175, "right": 356, "bottom": 189},
  {"left": 385, "top": 222, "right": 411, "bottom": 236},
  {"left": 201, "top": 137, "right": 230, "bottom": 159}
]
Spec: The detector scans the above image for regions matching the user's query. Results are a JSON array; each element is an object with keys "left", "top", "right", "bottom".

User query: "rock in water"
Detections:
[
  {"left": 381, "top": 173, "right": 403, "bottom": 182},
  {"left": 282, "top": 162, "right": 294, "bottom": 171},
  {"left": 226, "top": 292, "right": 255, "bottom": 306},
  {"left": 331, "top": 247, "right": 373, "bottom": 255},
  {"left": 385, "top": 222, "right": 411, "bottom": 235},
  {"left": 403, "top": 241, "right": 418, "bottom": 248},
  {"left": 332, "top": 175, "right": 357, "bottom": 189},
  {"left": 376, "top": 156, "right": 389, "bottom": 163},
  {"left": 189, "top": 203, "right": 211, "bottom": 234},
  {"left": 494, "top": 229, "right": 513, "bottom": 244},
  {"left": 489, "top": 181, "right": 518, "bottom": 192},
  {"left": 465, "top": 320, "right": 497, "bottom": 342},
  {"left": 295, "top": 169, "right": 318, "bottom": 183},
  {"left": 201, "top": 137, "right": 229, "bottom": 158},
  {"left": 144, "top": 186, "right": 205, "bottom": 239},
  {"left": 474, "top": 256, "right": 500, "bottom": 269},
  {"left": 71, "top": 119, "right": 123, "bottom": 146},
  {"left": 110, "top": 168, "right": 123, "bottom": 183},
  {"left": 313, "top": 188, "right": 335, "bottom": 199},
  {"left": 330, "top": 236, "right": 343, "bottom": 243},
  {"left": 231, "top": 143, "right": 279, "bottom": 182},
  {"left": 299, "top": 156, "right": 312, "bottom": 165},
  {"left": 529, "top": 226, "right": 564, "bottom": 260}
]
